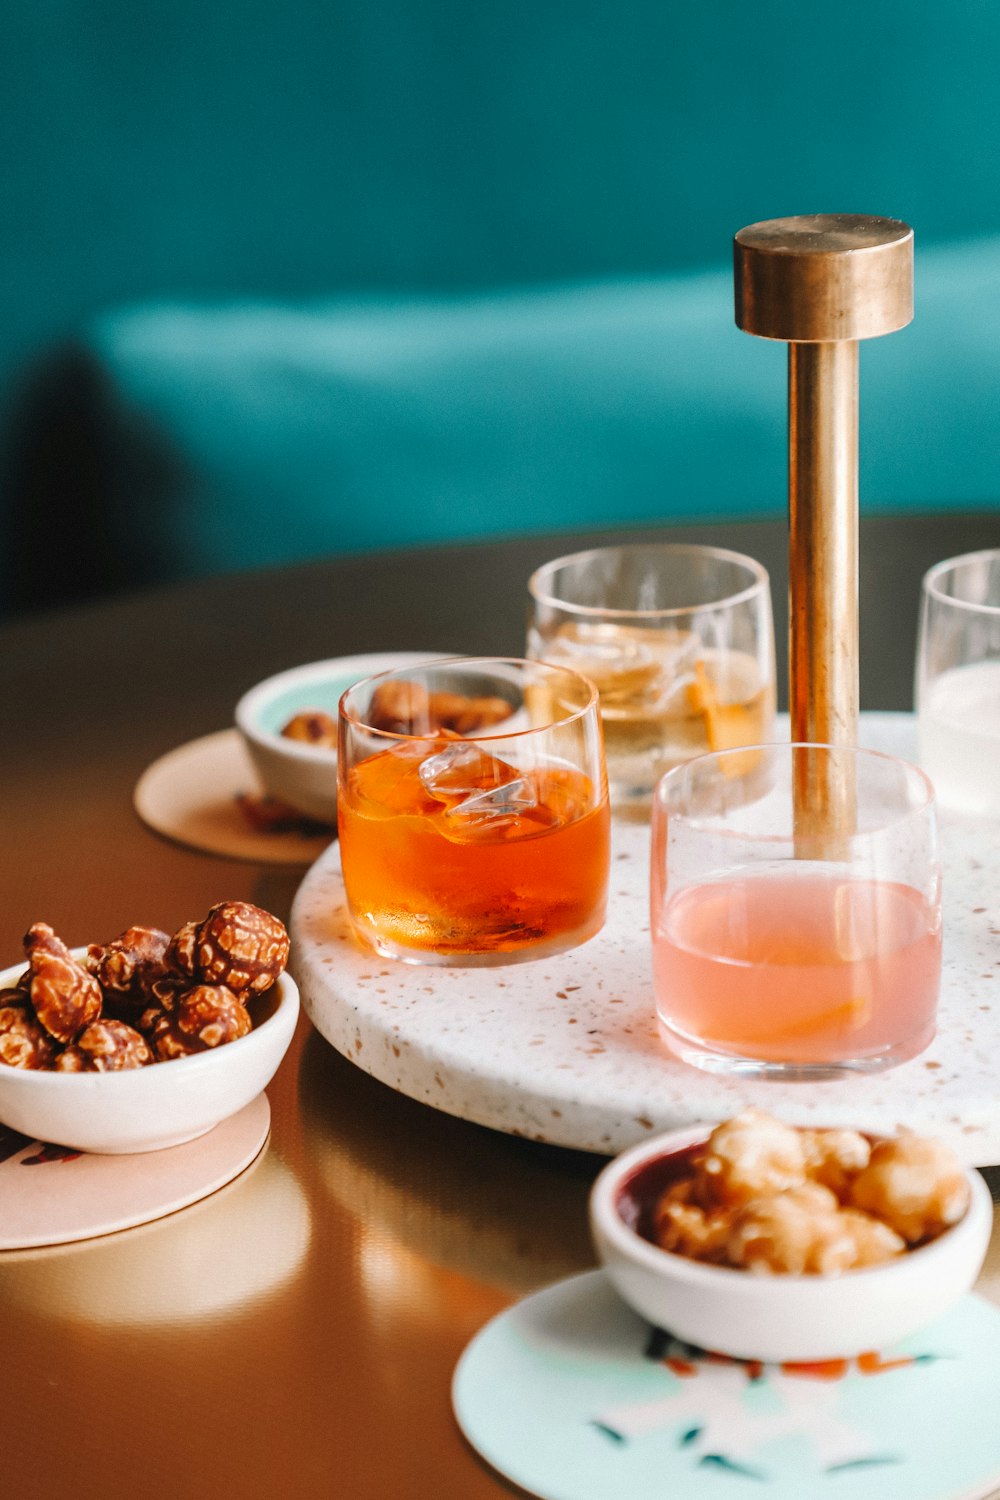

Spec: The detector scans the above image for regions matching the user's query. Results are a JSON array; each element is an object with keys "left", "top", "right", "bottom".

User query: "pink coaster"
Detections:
[
  {"left": 0, "top": 1093, "right": 270, "bottom": 1248},
  {"left": 134, "top": 728, "right": 333, "bottom": 865}
]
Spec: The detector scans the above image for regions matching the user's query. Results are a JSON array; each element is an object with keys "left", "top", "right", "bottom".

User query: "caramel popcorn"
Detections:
[
  {"left": 192, "top": 902, "right": 290, "bottom": 996},
  {"left": 727, "top": 1183, "right": 858, "bottom": 1276},
  {"left": 652, "top": 1177, "right": 732, "bottom": 1263},
  {"left": 849, "top": 1131, "right": 971, "bottom": 1244},
  {"left": 697, "top": 1108, "right": 807, "bottom": 1207},
  {"left": 800, "top": 1128, "right": 871, "bottom": 1198},
  {"left": 365, "top": 681, "right": 513, "bottom": 736},
  {"left": 426, "top": 692, "right": 513, "bottom": 735},
  {"left": 0, "top": 1002, "right": 58, "bottom": 1070},
  {"left": 54, "top": 1019, "right": 152, "bottom": 1072},
  {"left": 836, "top": 1208, "right": 907, "bottom": 1267},
  {"left": 23, "top": 923, "right": 102, "bottom": 1044},
  {"left": 1, "top": 902, "right": 289, "bottom": 1075},
  {"left": 165, "top": 920, "right": 199, "bottom": 980},
  {"left": 367, "top": 680, "right": 432, "bottom": 734},
  {"left": 281, "top": 710, "right": 339, "bottom": 747},
  {"left": 149, "top": 985, "right": 251, "bottom": 1060},
  {"left": 86, "top": 926, "right": 171, "bottom": 1009},
  {"left": 648, "top": 1110, "right": 967, "bottom": 1277}
]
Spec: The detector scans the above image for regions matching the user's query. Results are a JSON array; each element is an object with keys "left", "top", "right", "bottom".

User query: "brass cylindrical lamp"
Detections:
[{"left": 734, "top": 213, "right": 913, "bottom": 842}]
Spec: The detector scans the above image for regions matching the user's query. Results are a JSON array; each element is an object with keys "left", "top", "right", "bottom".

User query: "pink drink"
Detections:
[{"left": 653, "top": 869, "right": 941, "bottom": 1065}]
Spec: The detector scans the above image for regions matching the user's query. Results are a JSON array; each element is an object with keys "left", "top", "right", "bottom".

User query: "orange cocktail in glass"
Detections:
[
  {"left": 650, "top": 743, "right": 942, "bottom": 1077},
  {"left": 338, "top": 658, "right": 610, "bottom": 964}
]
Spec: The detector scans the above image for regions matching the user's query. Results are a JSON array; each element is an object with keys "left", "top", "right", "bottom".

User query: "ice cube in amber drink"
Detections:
[{"left": 337, "top": 659, "right": 611, "bottom": 965}]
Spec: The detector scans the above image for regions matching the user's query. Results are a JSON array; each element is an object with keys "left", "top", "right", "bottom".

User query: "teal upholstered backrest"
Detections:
[
  {"left": 32, "top": 238, "right": 995, "bottom": 594},
  {"left": 3, "top": 0, "right": 999, "bottom": 404},
  {"left": 2, "top": 2, "right": 999, "bottom": 609}
]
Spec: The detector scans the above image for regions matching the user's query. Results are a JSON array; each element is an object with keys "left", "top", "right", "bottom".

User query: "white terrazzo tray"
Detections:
[{"left": 290, "top": 714, "right": 1000, "bottom": 1164}]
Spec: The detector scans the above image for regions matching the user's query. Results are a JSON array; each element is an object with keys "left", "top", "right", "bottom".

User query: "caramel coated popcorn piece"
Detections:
[
  {"left": 849, "top": 1132, "right": 971, "bottom": 1244},
  {"left": 54, "top": 1018, "right": 152, "bottom": 1072},
  {"left": 698, "top": 1108, "right": 807, "bottom": 1208},
  {"left": 726, "top": 1183, "right": 856, "bottom": 1276},
  {"left": 368, "top": 680, "right": 432, "bottom": 734},
  {"left": 281, "top": 710, "right": 338, "bottom": 747},
  {"left": 428, "top": 692, "right": 513, "bottom": 734},
  {"left": 0, "top": 1002, "right": 58, "bottom": 1069},
  {"left": 135, "top": 969, "right": 188, "bottom": 1034},
  {"left": 146, "top": 972, "right": 186, "bottom": 1011},
  {"left": 836, "top": 1208, "right": 906, "bottom": 1267},
  {"left": 652, "top": 1177, "right": 733, "bottom": 1263},
  {"left": 150, "top": 985, "right": 251, "bottom": 1059},
  {"left": 194, "top": 902, "right": 289, "bottom": 995},
  {"left": 87, "top": 926, "right": 171, "bottom": 1007},
  {"left": 801, "top": 1128, "right": 871, "bottom": 1200},
  {"left": 23, "top": 923, "right": 102, "bottom": 1044},
  {"left": 165, "top": 920, "right": 199, "bottom": 980},
  {"left": 366, "top": 681, "right": 513, "bottom": 735}
]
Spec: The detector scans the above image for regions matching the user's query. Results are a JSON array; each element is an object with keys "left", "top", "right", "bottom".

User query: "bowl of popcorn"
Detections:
[
  {"left": 590, "top": 1109, "right": 993, "bottom": 1361},
  {"left": 235, "top": 651, "right": 452, "bottom": 824},
  {"left": 0, "top": 901, "right": 298, "bottom": 1154}
]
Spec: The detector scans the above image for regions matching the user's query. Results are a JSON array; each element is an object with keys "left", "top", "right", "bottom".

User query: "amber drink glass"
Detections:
[
  {"left": 338, "top": 658, "right": 610, "bottom": 965},
  {"left": 528, "top": 543, "right": 776, "bottom": 809}
]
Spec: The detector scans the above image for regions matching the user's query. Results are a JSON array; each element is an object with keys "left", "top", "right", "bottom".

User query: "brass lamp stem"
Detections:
[
  {"left": 734, "top": 213, "right": 913, "bottom": 850},
  {"left": 788, "top": 340, "right": 859, "bottom": 847},
  {"left": 788, "top": 339, "right": 859, "bottom": 746}
]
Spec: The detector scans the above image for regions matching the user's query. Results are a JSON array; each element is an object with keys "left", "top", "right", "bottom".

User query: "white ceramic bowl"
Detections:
[
  {"left": 234, "top": 651, "right": 448, "bottom": 823},
  {"left": 0, "top": 955, "right": 299, "bottom": 1154},
  {"left": 590, "top": 1124, "right": 994, "bottom": 1362}
]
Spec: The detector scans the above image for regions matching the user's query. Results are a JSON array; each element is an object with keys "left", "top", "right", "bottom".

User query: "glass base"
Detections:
[
  {"left": 656, "top": 1016, "right": 937, "bottom": 1081},
  {"left": 351, "top": 909, "right": 606, "bottom": 968}
]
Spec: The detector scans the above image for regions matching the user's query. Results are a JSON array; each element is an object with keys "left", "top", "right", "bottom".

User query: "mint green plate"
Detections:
[{"left": 454, "top": 1270, "right": 1000, "bottom": 1500}]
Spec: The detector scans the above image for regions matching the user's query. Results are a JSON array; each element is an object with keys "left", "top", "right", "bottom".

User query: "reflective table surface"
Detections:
[{"left": 3, "top": 513, "right": 1000, "bottom": 1499}]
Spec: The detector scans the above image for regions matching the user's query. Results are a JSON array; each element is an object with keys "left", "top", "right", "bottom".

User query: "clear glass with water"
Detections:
[{"left": 916, "top": 549, "right": 1000, "bottom": 816}]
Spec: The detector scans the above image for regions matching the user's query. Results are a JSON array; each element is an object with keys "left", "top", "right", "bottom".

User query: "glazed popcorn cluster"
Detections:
[
  {"left": 0, "top": 902, "right": 289, "bottom": 1073},
  {"left": 280, "top": 687, "right": 513, "bottom": 748},
  {"left": 653, "top": 1108, "right": 971, "bottom": 1276}
]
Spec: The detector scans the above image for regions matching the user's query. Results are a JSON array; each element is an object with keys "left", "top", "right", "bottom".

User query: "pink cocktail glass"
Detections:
[{"left": 650, "top": 743, "right": 942, "bottom": 1078}]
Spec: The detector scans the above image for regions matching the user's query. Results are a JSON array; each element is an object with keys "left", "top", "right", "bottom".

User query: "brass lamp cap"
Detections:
[{"left": 734, "top": 214, "right": 913, "bottom": 342}]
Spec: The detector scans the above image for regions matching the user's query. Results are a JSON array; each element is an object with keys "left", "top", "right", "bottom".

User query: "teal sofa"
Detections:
[{"left": 3, "top": 1, "right": 1000, "bottom": 612}]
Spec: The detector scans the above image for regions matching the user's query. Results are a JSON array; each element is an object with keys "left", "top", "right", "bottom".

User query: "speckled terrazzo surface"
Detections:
[{"left": 290, "top": 714, "right": 1000, "bottom": 1164}]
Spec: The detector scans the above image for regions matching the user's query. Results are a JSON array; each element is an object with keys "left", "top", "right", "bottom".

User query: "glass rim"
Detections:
[
  {"left": 338, "top": 654, "right": 601, "bottom": 741},
  {"left": 527, "top": 542, "right": 771, "bottom": 620},
  {"left": 922, "top": 548, "right": 1000, "bottom": 617},
  {"left": 652, "top": 740, "right": 937, "bottom": 842}
]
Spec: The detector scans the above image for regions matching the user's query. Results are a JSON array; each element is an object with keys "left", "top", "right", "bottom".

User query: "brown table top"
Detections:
[{"left": 3, "top": 511, "right": 1000, "bottom": 1499}]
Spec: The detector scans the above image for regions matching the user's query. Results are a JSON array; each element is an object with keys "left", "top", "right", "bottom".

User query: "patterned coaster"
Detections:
[
  {"left": 0, "top": 1093, "right": 270, "bottom": 1248},
  {"left": 134, "top": 728, "right": 333, "bottom": 864},
  {"left": 453, "top": 1270, "right": 1000, "bottom": 1500}
]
